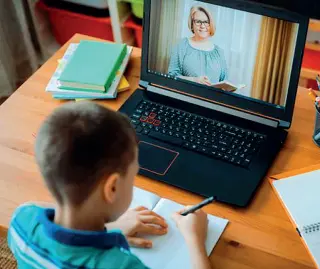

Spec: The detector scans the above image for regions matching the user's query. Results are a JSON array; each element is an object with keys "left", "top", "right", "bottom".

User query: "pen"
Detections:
[{"left": 180, "top": 196, "right": 216, "bottom": 216}]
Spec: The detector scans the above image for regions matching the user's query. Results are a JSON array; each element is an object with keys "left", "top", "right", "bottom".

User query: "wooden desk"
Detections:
[{"left": 1, "top": 34, "right": 320, "bottom": 269}]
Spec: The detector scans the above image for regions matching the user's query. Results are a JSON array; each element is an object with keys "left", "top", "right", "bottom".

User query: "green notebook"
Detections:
[{"left": 58, "top": 40, "right": 127, "bottom": 93}]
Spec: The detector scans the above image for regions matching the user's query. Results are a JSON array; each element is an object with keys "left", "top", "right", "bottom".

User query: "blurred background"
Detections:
[{"left": 0, "top": 0, "right": 319, "bottom": 105}]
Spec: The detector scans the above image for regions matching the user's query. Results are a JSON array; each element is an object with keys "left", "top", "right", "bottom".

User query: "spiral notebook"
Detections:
[{"left": 270, "top": 167, "right": 320, "bottom": 268}]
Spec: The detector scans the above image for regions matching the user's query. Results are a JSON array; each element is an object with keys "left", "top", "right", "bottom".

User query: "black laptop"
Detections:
[{"left": 119, "top": 0, "right": 308, "bottom": 207}]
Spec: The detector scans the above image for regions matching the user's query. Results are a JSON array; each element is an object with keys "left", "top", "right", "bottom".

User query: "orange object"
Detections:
[
  {"left": 308, "top": 88, "right": 318, "bottom": 101},
  {"left": 269, "top": 163, "right": 320, "bottom": 269}
]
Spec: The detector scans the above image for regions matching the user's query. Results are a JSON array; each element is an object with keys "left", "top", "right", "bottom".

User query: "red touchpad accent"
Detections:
[{"left": 138, "top": 141, "right": 179, "bottom": 176}]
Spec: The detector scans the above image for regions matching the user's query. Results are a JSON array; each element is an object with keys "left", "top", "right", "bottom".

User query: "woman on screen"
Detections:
[{"left": 168, "top": 6, "right": 228, "bottom": 86}]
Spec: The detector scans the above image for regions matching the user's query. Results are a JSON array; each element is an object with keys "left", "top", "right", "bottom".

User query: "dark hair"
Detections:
[{"left": 35, "top": 102, "right": 137, "bottom": 206}]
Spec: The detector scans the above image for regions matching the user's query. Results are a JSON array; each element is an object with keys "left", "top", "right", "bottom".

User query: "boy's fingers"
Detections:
[
  {"left": 139, "top": 215, "right": 168, "bottom": 228},
  {"left": 127, "top": 237, "right": 153, "bottom": 249},
  {"left": 139, "top": 209, "right": 165, "bottom": 220},
  {"left": 134, "top": 206, "right": 148, "bottom": 211},
  {"left": 141, "top": 223, "right": 168, "bottom": 235}
]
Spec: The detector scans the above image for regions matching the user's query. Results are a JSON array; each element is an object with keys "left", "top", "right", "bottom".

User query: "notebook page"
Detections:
[
  {"left": 302, "top": 231, "right": 320, "bottom": 267},
  {"left": 273, "top": 170, "right": 320, "bottom": 267},
  {"left": 129, "top": 187, "right": 161, "bottom": 210},
  {"left": 273, "top": 169, "right": 320, "bottom": 228},
  {"left": 131, "top": 198, "right": 228, "bottom": 269}
]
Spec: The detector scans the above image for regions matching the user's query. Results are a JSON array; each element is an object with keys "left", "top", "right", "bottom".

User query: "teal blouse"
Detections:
[{"left": 168, "top": 38, "right": 228, "bottom": 83}]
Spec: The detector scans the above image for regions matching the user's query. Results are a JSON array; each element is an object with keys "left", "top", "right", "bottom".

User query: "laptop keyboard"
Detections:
[{"left": 130, "top": 100, "right": 266, "bottom": 168}]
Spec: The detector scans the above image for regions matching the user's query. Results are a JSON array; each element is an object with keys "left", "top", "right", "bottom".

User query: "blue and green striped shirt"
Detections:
[{"left": 8, "top": 204, "right": 149, "bottom": 269}]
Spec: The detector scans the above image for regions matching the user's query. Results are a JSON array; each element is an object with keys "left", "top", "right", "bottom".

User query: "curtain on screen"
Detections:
[
  {"left": 251, "top": 17, "right": 298, "bottom": 106},
  {"left": 148, "top": 0, "right": 185, "bottom": 73}
]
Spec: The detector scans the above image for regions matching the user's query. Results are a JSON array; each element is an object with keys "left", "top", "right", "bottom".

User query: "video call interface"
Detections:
[{"left": 147, "top": 0, "right": 299, "bottom": 107}]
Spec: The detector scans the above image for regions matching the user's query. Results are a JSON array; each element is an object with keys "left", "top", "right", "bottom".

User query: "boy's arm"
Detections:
[
  {"left": 172, "top": 209, "right": 212, "bottom": 269},
  {"left": 186, "top": 240, "right": 212, "bottom": 269}
]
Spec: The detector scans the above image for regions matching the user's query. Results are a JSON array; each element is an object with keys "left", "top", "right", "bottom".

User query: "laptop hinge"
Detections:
[
  {"left": 139, "top": 80, "right": 149, "bottom": 89},
  {"left": 143, "top": 82, "right": 282, "bottom": 128}
]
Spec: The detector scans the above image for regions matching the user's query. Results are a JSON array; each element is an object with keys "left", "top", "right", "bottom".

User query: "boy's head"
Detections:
[{"left": 35, "top": 102, "right": 138, "bottom": 221}]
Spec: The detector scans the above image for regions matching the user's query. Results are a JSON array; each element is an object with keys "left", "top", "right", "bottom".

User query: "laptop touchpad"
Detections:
[{"left": 138, "top": 141, "right": 179, "bottom": 176}]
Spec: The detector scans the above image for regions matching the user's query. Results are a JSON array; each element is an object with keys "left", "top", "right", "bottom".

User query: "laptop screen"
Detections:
[{"left": 147, "top": 0, "right": 300, "bottom": 109}]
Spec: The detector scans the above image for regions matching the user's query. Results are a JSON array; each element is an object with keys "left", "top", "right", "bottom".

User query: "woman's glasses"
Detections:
[{"left": 193, "top": 19, "right": 210, "bottom": 27}]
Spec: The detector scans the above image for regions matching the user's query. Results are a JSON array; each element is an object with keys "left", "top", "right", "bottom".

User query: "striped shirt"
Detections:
[
  {"left": 8, "top": 204, "right": 149, "bottom": 269},
  {"left": 168, "top": 37, "right": 228, "bottom": 83}
]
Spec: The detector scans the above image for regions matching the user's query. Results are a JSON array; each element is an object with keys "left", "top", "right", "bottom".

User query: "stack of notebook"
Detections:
[{"left": 46, "top": 40, "right": 133, "bottom": 100}]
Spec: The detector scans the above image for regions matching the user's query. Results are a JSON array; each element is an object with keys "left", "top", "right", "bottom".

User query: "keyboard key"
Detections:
[
  {"left": 147, "top": 118, "right": 154, "bottom": 124},
  {"left": 132, "top": 114, "right": 141, "bottom": 119},
  {"left": 217, "top": 152, "right": 223, "bottom": 159},
  {"left": 154, "top": 127, "right": 161, "bottom": 132},
  {"left": 183, "top": 142, "right": 191, "bottom": 149},
  {"left": 131, "top": 119, "right": 139, "bottom": 125},
  {"left": 153, "top": 120, "right": 161, "bottom": 126},
  {"left": 142, "top": 129, "right": 150, "bottom": 135},
  {"left": 136, "top": 126, "right": 143, "bottom": 133},
  {"left": 191, "top": 144, "right": 198, "bottom": 150},
  {"left": 140, "top": 116, "right": 148, "bottom": 122},
  {"left": 223, "top": 155, "right": 230, "bottom": 161},
  {"left": 210, "top": 150, "right": 217, "bottom": 157},
  {"left": 149, "top": 131, "right": 183, "bottom": 146}
]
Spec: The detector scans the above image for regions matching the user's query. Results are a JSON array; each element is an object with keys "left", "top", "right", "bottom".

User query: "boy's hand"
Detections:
[
  {"left": 172, "top": 207, "right": 208, "bottom": 247},
  {"left": 106, "top": 206, "right": 168, "bottom": 248}
]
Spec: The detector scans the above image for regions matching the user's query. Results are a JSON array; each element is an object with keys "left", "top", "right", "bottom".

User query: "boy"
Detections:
[{"left": 8, "top": 102, "right": 212, "bottom": 269}]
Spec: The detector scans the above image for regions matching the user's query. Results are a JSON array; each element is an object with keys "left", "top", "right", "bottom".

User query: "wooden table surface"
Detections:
[{"left": 1, "top": 34, "right": 320, "bottom": 269}]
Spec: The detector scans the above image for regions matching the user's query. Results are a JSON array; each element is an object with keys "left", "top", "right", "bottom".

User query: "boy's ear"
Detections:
[{"left": 103, "top": 173, "right": 120, "bottom": 203}]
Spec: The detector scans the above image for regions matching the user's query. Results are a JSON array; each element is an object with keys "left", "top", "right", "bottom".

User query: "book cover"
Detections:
[{"left": 58, "top": 40, "right": 127, "bottom": 92}]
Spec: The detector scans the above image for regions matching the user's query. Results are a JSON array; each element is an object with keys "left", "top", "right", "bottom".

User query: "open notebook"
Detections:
[
  {"left": 271, "top": 169, "right": 320, "bottom": 268},
  {"left": 129, "top": 187, "right": 228, "bottom": 269}
]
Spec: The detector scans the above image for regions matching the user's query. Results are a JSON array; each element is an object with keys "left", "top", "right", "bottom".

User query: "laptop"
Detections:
[{"left": 119, "top": 0, "right": 308, "bottom": 207}]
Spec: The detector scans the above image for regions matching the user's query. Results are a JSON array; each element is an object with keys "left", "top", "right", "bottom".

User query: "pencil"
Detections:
[{"left": 180, "top": 196, "right": 215, "bottom": 216}]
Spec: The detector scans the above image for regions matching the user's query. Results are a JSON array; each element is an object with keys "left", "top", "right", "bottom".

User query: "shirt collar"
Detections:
[{"left": 38, "top": 208, "right": 130, "bottom": 251}]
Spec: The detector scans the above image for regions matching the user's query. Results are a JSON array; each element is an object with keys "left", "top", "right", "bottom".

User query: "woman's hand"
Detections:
[
  {"left": 194, "top": 76, "right": 212, "bottom": 86},
  {"left": 106, "top": 206, "right": 168, "bottom": 248}
]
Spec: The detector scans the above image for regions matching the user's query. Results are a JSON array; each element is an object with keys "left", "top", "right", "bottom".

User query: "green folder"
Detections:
[{"left": 58, "top": 40, "right": 127, "bottom": 93}]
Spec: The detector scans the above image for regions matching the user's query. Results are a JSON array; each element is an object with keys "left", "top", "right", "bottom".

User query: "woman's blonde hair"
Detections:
[{"left": 188, "top": 6, "right": 215, "bottom": 36}]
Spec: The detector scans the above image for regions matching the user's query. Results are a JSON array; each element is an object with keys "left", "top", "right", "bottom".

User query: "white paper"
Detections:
[
  {"left": 129, "top": 187, "right": 161, "bottom": 210},
  {"left": 131, "top": 198, "right": 228, "bottom": 269}
]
